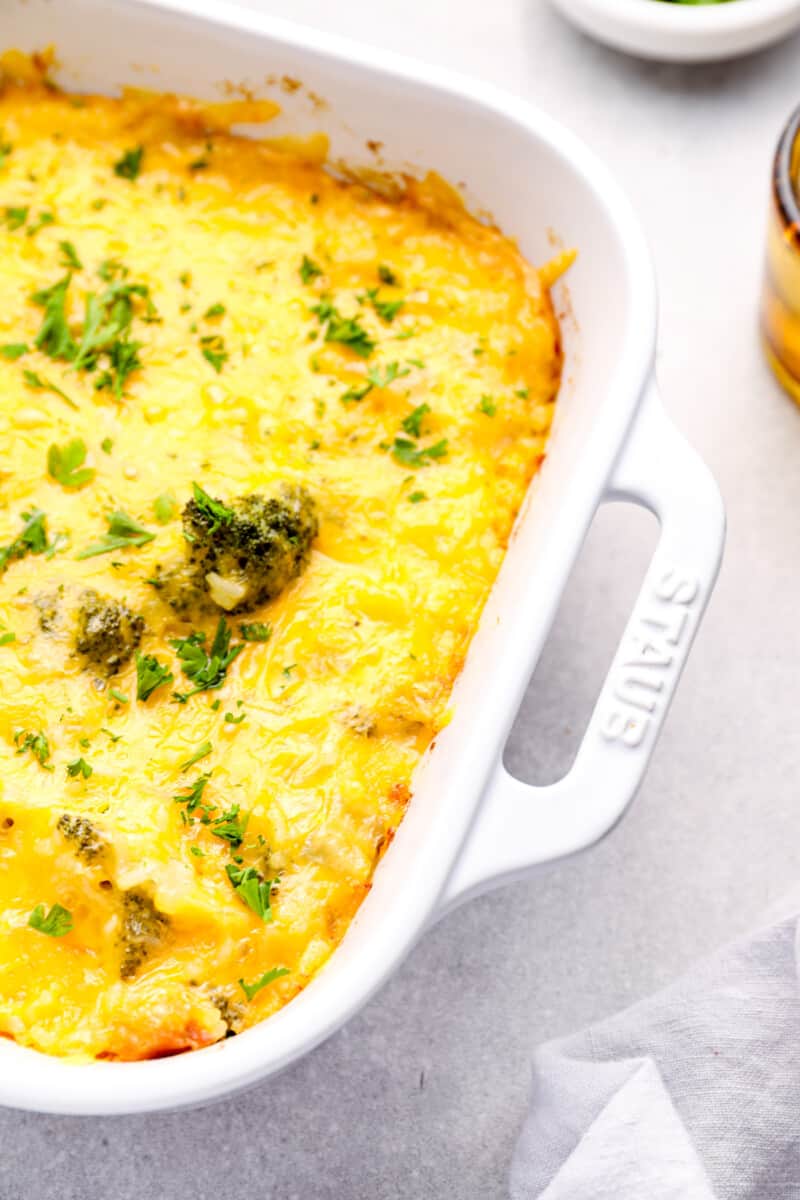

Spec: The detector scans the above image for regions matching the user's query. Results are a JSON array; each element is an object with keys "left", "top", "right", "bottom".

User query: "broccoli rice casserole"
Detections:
[{"left": 0, "top": 54, "right": 569, "bottom": 1060}]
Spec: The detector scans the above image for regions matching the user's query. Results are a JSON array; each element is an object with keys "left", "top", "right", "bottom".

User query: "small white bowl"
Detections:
[{"left": 549, "top": 0, "right": 800, "bottom": 62}]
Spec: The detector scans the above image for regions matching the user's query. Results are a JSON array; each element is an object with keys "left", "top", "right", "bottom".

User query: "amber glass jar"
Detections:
[{"left": 762, "top": 106, "right": 800, "bottom": 403}]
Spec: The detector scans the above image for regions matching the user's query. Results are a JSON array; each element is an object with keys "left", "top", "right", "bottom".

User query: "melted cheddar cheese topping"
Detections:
[{"left": 0, "top": 77, "right": 566, "bottom": 1060}]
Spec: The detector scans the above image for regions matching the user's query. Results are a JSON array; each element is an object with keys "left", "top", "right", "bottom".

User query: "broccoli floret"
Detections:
[
  {"left": 181, "top": 484, "right": 318, "bottom": 614},
  {"left": 57, "top": 813, "right": 105, "bottom": 862},
  {"left": 207, "top": 988, "right": 245, "bottom": 1036},
  {"left": 119, "top": 888, "right": 169, "bottom": 980},
  {"left": 74, "top": 589, "right": 144, "bottom": 675}
]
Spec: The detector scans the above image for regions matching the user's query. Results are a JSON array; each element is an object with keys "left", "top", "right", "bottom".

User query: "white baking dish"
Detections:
[{"left": 0, "top": 0, "right": 725, "bottom": 1115}]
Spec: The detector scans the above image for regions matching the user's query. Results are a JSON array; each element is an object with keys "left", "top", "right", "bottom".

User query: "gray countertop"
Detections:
[{"left": 4, "top": 3, "right": 800, "bottom": 1197}]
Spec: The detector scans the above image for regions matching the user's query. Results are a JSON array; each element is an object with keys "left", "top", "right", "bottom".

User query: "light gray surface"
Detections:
[{"left": 3, "top": 3, "right": 800, "bottom": 1197}]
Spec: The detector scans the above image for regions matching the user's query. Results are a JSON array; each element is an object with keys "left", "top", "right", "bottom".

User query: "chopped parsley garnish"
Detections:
[
  {"left": 58, "top": 240, "right": 82, "bottom": 270},
  {"left": 239, "top": 621, "right": 271, "bottom": 642},
  {"left": 31, "top": 272, "right": 151, "bottom": 397},
  {"left": 98, "top": 258, "right": 127, "bottom": 282},
  {"left": 32, "top": 275, "right": 75, "bottom": 360},
  {"left": 203, "top": 302, "right": 226, "bottom": 319},
  {"left": 101, "top": 437, "right": 113, "bottom": 454},
  {"left": 23, "top": 368, "right": 77, "bottom": 409},
  {"left": 66, "top": 756, "right": 92, "bottom": 779},
  {"left": 0, "top": 342, "right": 28, "bottom": 360},
  {"left": 190, "top": 845, "right": 205, "bottom": 857},
  {"left": 378, "top": 264, "right": 399, "bottom": 286},
  {"left": 26, "top": 211, "right": 54, "bottom": 238},
  {"left": 94, "top": 336, "right": 143, "bottom": 399},
  {"left": 72, "top": 280, "right": 149, "bottom": 371},
  {"left": 113, "top": 145, "right": 144, "bottom": 181},
  {"left": 110, "top": 688, "right": 129, "bottom": 704},
  {"left": 239, "top": 967, "right": 290, "bottom": 1001},
  {"left": 28, "top": 903, "right": 73, "bottom": 937},
  {"left": 47, "top": 438, "right": 95, "bottom": 489},
  {"left": 0, "top": 631, "right": 15, "bottom": 646},
  {"left": 478, "top": 394, "right": 497, "bottom": 416},
  {"left": 369, "top": 290, "right": 404, "bottom": 323},
  {"left": 172, "top": 617, "right": 244, "bottom": 699},
  {"left": 515, "top": 386, "right": 530, "bottom": 399},
  {"left": 191, "top": 482, "right": 233, "bottom": 532},
  {"left": 4, "top": 206, "right": 28, "bottom": 230},
  {"left": 391, "top": 436, "right": 448, "bottom": 468},
  {"left": 0, "top": 508, "right": 60, "bottom": 574},
  {"left": 14, "top": 729, "right": 52, "bottom": 768},
  {"left": 211, "top": 804, "right": 249, "bottom": 848},
  {"left": 299, "top": 255, "right": 322, "bottom": 285},
  {"left": 340, "top": 361, "right": 409, "bottom": 405},
  {"left": 180, "top": 741, "right": 213, "bottom": 772},
  {"left": 225, "top": 863, "right": 275, "bottom": 921},
  {"left": 173, "top": 772, "right": 212, "bottom": 822},
  {"left": 136, "top": 652, "right": 174, "bottom": 701},
  {"left": 408, "top": 490, "right": 427, "bottom": 503},
  {"left": 76, "top": 510, "right": 156, "bottom": 559},
  {"left": 311, "top": 298, "right": 375, "bottom": 358},
  {"left": 153, "top": 493, "right": 177, "bottom": 524},
  {"left": 200, "top": 334, "right": 228, "bottom": 372},
  {"left": 401, "top": 402, "right": 431, "bottom": 438},
  {"left": 224, "top": 710, "right": 246, "bottom": 724},
  {"left": 0, "top": 141, "right": 12, "bottom": 170}
]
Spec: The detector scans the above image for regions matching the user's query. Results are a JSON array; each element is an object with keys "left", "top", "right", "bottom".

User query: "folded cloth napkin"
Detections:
[{"left": 510, "top": 905, "right": 800, "bottom": 1199}]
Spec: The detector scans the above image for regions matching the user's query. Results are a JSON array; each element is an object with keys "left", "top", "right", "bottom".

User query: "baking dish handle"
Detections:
[{"left": 438, "top": 379, "right": 725, "bottom": 915}]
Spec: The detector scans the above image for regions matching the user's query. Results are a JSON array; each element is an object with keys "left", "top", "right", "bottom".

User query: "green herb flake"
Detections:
[
  {"left": 110, "top": 688, "right": 129, "bottom": 705},
  {"left": 299, "top": 255, "right": 322, "bottom": 285},
  {"left": 172, "top": 617, "right": 244, "bottom": 699},
  {"left": 173, "top": 772, "right": 212, "bottom": 816},
  {"left": 136, "top": 652, "right": 174, "bottom": 702},
  {"left": 199, "top": 334, "right": 228, "bottom": 372},
  {"left": 225, "top": 863, "right": 275, "bottom": 921},
  {"left": 203, "top": 303, "right": 226, "bottom": 319},
  {"left": 31, "top": 275, "right": 76, "bottom": 362},
  {"left": 100, "top": 437, "right": 113, "bottom": 454},
  {"left": 4, "top": 206, "right": 28, "bottom": 231},
  {"left": 408, "top": 490, "right": 427, "bottom": 503},
  {"left": 378, "top": 264, "right": 399, "bottom": 286},
  {"left": 28, "top": 902, "right": 73, "bottom": 937},
  {"left": 390, "top": 436, "right": 448, "bottom": 469},
  {"left": 224, "top": 710, "right": 247, "bottom": 725},
  {"left": 66, "top": 756, "right": 92, "bottom": 779},
  {"left": 0, "top": 508, "right": 63, "bottom": 575},
  {"left": 311, "top": 298, "right": 375, "bottom": 358},
  {"left": 478, "top": 395, "right": 497, "bottom": 417},
  {"left": 239, "top": 622, "right": 271, "bottom": 643},
  {"left": 75, "top": 510, "right": 156, "bottom": 559},
  {"left": 191, "top": 482, "right": 233, "bottom": 532},
  {"left": 211, "top": 804, "right": 249, "bottom": 847},
  {"left": 23, "top": 368, "right": 77, "bottom": 409},
  {"left": 0, "top": 631, "right": 16, "bottom": 646},
  {"left": 113, "top": 145, "right": 144, "bottom": 181},
  {"left": 401, "top": 402, "right": 431, "bottom": 439},
  {"left": 14, "top": 729, "right": 52, "bottom": 768},
  {"left": 180, "top": 741, "right": 213, "bottom": 772},
  {"left": 26, "top": 211, "right": 55, "bottom": 238},
  {"left": 239, "top": 966, "right": 290, "bottom": 1001},
  {"left": 0, "top": 342, "right": 28, "bottom": 360},
  {"left": 190, "top": 845, "right": 205, "bottom": 857},
  {"left": 153, "top": 493, "right": 177, "bottom": 524},
  {"left": 58, "top": 240, "right": 83, "bottom": 270},
  {"left": 47, "top": 438, "right": 95, "bottom": 489}
]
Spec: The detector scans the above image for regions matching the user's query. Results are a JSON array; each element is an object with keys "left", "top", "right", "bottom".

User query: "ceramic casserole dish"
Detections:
[{"left": 0, "top": 0, "right": 725, "bottom": 1115}]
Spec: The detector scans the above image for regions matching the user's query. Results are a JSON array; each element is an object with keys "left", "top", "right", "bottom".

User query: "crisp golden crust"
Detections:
[{"left": 0, "top": 79, "right": 565, "bottom": 1060}]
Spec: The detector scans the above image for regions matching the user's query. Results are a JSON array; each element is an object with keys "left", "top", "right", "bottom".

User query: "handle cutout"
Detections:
[{"left": 506, "top": 501, "right": 657, "bottom": 787}]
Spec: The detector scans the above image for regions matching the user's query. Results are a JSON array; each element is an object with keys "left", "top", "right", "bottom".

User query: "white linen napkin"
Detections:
[{"left": 510, "top": 902, "right": 800, "bottom": 1199}]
